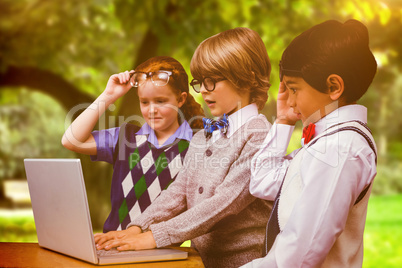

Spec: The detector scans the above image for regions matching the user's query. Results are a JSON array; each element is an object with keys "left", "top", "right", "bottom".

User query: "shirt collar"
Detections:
[
  {"left": 314, "top": 104, "right": 368, "bottom": 137},
  {"left": 211, "top": 103, "right": 259, "bottom": 141},
  {"left": 136, "top": 120, "right": 193, "bottom": 148},
  {"left": 227, "top": 103, "right": 259, "bottom": 138}
]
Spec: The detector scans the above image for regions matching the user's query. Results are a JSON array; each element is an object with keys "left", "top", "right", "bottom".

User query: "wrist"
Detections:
[
  {"left": 128, "top": 226, "right": 142, "bottom": 234},
  {"left": 97, "top": 92, "right": 116, "bottom": 107}
]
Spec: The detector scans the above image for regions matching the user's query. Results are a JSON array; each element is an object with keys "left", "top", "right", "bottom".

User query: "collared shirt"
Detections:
[
  {"left": 136, "top": 121, "right": 193, "bottom": 149},
  {"left": 245, "top": 104, "right": 377, "bottom": 267},
  {"left": 210, "top": 103, "right": 259, "bottom": 143},
  {"left": 91, "top": 121, "right": 193, "bottom": 163}
]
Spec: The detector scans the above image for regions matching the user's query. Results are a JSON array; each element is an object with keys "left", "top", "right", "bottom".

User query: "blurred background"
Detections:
[{"left": 0, "top": 0, "right": 401, "bottom": 267}]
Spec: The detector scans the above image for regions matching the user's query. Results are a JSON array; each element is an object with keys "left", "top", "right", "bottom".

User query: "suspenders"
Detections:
[
  {"left": 308, "top": 120, "right": 377, "bottom": 164},
  {"left": 262, "top": 120, "right": 377, "bottom": 256},
  {"left": 309, "top": 121, "right": 377, "bottom": 205}
]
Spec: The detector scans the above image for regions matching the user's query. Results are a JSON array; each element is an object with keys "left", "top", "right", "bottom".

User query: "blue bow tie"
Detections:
[{"left": 203, "top": 114, "right": 229, "bottom": 139}]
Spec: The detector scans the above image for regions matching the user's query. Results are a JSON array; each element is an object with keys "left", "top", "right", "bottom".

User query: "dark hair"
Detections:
[
  {"left": 281, "top": 19, "right": 377, "bottom": 103},
  {"left": 190, "top": 27, "right": 271, "bottom": 110},
  {"left": 135, "top": 56, "right": 204, "bottom": 130}
]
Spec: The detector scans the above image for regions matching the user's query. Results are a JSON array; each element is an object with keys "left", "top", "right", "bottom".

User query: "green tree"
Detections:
[{"left": 0, "top": 0, "right": 401, "bottom": 227}]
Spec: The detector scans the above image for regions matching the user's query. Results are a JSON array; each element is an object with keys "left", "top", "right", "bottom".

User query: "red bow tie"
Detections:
[{"left": 302, "top": 123, "right": 316, "bottom": 144}]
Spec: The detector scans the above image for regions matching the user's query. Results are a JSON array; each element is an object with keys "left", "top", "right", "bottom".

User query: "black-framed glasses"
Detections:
[
  {"left": 279, "top": 61, "right": 303, "bottom": 82},
  {"left": 130, "top": 70, "right": 173, "bottom": 87},
  {"left": 190, "top": 77, "right": 226, "bottom": 93}
]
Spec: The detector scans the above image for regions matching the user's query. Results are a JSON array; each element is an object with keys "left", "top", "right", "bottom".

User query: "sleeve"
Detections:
[
  {"left": 90, "top": 127, "right": 120, "bottom": 164},
  {"left": 129, "top": 124, "right": 270, "bottom": 247},
  {"left": 254, "top": 131, "right": 377, "bottom": 267},
  {"left": 249, "top": 123, "right": 297, "bottom": 200}
]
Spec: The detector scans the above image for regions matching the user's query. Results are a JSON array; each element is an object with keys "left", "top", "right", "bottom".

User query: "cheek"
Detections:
[
  {"left": 161, "top": 106, "right": 179, "bottom": 119},
  {"left": 140, "top": 105, "right": 148, "bottom": 117},
  {"left": 294, "top": 93, "right": 305, "bottom": 106}
]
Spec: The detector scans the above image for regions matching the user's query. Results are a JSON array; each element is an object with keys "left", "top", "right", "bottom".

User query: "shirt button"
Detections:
[
  {"left": 198, "top": 187, "right": 204, "bottom": 194},
  {"left": 205, "top": 149, "right": 212, "bottom": 156}
]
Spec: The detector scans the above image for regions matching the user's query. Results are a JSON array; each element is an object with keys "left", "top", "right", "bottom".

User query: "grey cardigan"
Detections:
[{"left": 129, "top": 115, "right": 273, "bottom": 268}]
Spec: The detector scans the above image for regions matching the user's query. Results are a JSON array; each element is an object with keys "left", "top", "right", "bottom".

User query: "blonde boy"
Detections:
[{"left": 95, "top": 27, "right": 273, "bottom": 267}]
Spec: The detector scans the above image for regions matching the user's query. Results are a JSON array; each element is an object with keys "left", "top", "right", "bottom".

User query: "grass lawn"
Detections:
[
  {"left": 0, "top": 209, "right": 37, "bottom": 242},
  {"left": 363, "top": 194, "right": 402, "bottom": 267},
  {"left": 1, "top": 195, "right": 401, "bottom": 267}
]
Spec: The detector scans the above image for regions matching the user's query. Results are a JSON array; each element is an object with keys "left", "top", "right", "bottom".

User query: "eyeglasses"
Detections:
[
  {"left": 130, "top": 70, "right": 173, "bottom": 87},
  {"left": 279, "top": 61, "right": 303, "bottom": 82},
  {"left": 190, "top": 77, "right": 226, "bottom": 93}
]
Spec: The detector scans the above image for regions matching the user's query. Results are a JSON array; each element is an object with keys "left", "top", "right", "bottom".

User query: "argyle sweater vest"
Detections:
[{"left": 103, "top": 123, "right": 190, "bottom": 232}]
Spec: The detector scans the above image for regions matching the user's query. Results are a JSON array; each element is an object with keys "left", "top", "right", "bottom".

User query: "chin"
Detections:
[{"left": 209, "top": 110, "right": 223, "bottom": 117}]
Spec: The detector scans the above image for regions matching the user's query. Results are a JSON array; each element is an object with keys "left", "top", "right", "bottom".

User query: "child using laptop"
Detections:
[
  {"left": 95, "top": 27, "right": 273, "bottom": 268},
  {"left": 243, "top": 19, "right": 378, "bottom": 267},
  {"left": 62, "top": 56, "right": 204, "bottom": 232}
]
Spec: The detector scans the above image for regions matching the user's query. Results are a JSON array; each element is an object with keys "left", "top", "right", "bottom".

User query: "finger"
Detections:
[
  {"left": 279, "top": 81, "right": 287, "bottom": 93},
  {"left": 121, "top": 71, "right": 130, "bottom": 84},
  {"left": 94, "top": 233, "right": 103, "bottom": 243},
  {"left": 118, "top": 72, "right": 130, "bottom": 84},
  {"left": 117, "top": 244, "right": 131, "bottom": 251},
  {"left": 94, "top": 233, "right": 106, "bottom": 244},
  {"left": 109, "top": 74, "right": 120, "bottom": 84},
  {"left": 104, "top": 239, "right": 125, "bottom": 250},
  {"left": 116, "top": 233, "right": 127, "bottom": 239},
  {"left": 103, "top": 240, "right": 114, "bottom": 250},
  {"left": 94, "top": 232, "right": 104, "bottom": 239},
  {"left": 114, "top": 73, "right": 122, "bottom": 84},
  {"left": 95, "top": 236, "right": 111, "bottom": 247},
  {"left": 96, "top": 234, "right": 113, "bottom": 247},
  {"left": 96, "top": 241, "right": 106, "bottom": 250},
  {"left": 97, "top": 237, "right": 117, "bottom": 250},
  {"left": 123, "top": 71, "right": 130, "bottom": 82}
]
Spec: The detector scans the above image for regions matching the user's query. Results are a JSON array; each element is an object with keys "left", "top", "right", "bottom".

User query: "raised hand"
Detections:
[
  {"left": 103, "top": 70, "right": 135, "bottom": 104},
  {"left": 61, "top": 70, "right": 135, "bottom": 154},
  {"left": 276, "top": 81, "right": 300, "bottom": 125}
]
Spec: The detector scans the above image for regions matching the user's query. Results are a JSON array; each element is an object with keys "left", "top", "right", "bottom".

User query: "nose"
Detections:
[
  {"left": 199, "top": 83, "right": 208, "bottom": 94},
  {"left": 287, "top": 91, "right": 296, "bottom": 108},
  {"left": 149, "top": 103, "right": 158, "bottom": 114}
]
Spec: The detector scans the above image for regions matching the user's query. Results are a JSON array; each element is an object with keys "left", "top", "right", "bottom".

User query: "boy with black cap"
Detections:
[{"left": 244, "top": 19, "right": 377, "bottom": 267}]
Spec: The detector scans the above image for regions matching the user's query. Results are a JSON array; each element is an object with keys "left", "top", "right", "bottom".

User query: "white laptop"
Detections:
[{"left": 23, "top": 158, "right": 188, "bottom": 265}]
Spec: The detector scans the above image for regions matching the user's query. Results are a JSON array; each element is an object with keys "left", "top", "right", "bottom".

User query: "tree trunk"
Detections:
[
  {"left": 0, "top": 66, "right": 94, "bottom": 112},
  {"left": 0, "top": 29, "right": 159, "bottom": 229},
  {"left": 117, "top": 29, "right": 159, "bottom": 122},
  {"left": 0, "top": 65, "right": 112, "bottom": 228}
]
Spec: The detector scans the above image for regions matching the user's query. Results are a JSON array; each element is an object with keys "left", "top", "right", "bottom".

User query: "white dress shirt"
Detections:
[
  {"left": 210, "top": 103, "right": 262, "bottom": 143},
  {"left": 244, "top": 104, "right": 377, "bottom": 267}
]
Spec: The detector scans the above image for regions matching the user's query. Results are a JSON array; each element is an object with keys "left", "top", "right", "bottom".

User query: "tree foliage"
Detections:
[{"left": 0, "top": 0, "right": 401, "bottom": 227}]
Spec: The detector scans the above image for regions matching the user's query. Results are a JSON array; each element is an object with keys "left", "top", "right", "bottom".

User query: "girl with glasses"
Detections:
[
  {"left": 95, "top": 27, "right": 273, "bottom": 268},
  {"left": 62, "top": 56, "right": 204, "bottom": 233}
]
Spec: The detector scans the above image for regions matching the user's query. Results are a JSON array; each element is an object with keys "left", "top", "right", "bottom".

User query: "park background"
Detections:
[{"left": 0, "top": 0, "right": 401, "bottom": 267}]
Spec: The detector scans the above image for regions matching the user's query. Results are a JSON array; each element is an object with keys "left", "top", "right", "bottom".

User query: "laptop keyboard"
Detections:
[{"left": 97, "top": 248, "right": 140, "bottom": 257}]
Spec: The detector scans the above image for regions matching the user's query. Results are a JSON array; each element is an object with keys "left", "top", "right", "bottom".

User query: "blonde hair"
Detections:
[
  {"left": 136, "top": 56, "right": 204, "bottom": 130},
  {"left": 190, "top": 27, "right": 271, "bottom": 110}
]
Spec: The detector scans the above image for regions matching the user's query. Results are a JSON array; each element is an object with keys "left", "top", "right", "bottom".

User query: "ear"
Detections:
[
  {"left": 326, "top": 74, "right": 344, "bottom": 101},
  {"left": 177, "top": 92, "right": 187, "bottom": 108}
]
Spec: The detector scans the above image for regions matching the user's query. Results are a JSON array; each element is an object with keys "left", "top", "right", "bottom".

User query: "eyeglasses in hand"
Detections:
[{"left": 130, "top": 70, "right": 173, "bottom": 87}]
